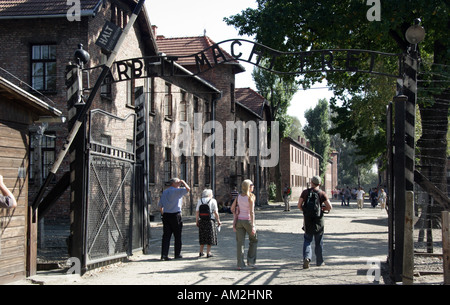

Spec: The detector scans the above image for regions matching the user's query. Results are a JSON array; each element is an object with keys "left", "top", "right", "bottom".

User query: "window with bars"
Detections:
[
  {"left": 180, "top": 91, "right": 187, "bottom": 121},
  {"left": 193, "top": 156, "right": 199, "bottom": 186},
  {"left": 205, "top": 156, "right": 210, "bottom": 186},
  {"left": 31, "top": 44, "right": 56, "bottom": 92},
  {"left": 164, "top": 83, "right": 172, "bottom": 119},
  {"left": 164, "top": 147, "right": 172, "bottom": 183},
  {"left": 148, "top": 144, "right": 155, "bottom": 184},
  {"left": 29, "top": 132, "right": 56, "bottom": 183}
]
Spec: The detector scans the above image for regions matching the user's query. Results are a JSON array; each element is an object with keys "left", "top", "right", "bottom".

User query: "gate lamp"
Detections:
[
  {"left": 405, "top": 18, "right": 425, "bottom": 44},
  {"left": 74, "top": 43, "right": 91, "bottom": 66}
]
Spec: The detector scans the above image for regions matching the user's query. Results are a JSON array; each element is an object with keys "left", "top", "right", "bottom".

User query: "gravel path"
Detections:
[{"left": 20, "top": 200, "right": 394, "bottom": 285}]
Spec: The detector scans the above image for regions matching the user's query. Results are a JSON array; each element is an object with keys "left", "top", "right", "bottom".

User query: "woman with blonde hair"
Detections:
[{"left": 231, "top": 179, "right": 258, "bottom": 270}]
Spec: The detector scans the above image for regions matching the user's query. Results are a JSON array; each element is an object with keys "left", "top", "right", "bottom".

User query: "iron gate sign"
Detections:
[
  {"left": 95, "top": 39, "right": 402, "bottom": 84},
  {"left": 95, "top": 21, "right": 123, "bottom": 52}
]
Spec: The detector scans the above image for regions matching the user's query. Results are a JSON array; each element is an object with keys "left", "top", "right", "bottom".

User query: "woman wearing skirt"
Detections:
[{"left": 196, "top": 189, "right": 221, "bottom": 257}]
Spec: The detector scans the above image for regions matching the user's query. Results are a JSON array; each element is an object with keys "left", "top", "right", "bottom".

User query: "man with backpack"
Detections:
[{"left": 297, "top": 176, "right": 332, "bottom": 269}]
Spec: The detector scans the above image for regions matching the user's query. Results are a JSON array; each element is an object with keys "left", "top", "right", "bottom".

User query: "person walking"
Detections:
[
  {"left": 340, "top": 188, "right": 346, "bottom": 206},
  {"left": 297, "top": 176, "right": 332, "bottom": 269},
  {"left": 378, "top": 188, "right": 387, "bottom": 211},
  {"left": 356, "top": 187, "right": 365, "bottom": 209},
  {"left": 345, "top": 187, "right": 351, "bottom": 206},
  {"left": 283, "top": 183, "right": 291, "bottom": 211},
  {"left": 158, "top": 178, "right": 190, "bottom": 261},
  {"left": 231, "top": 179, "right": 258, "bottom": 270},
  {"left": 196, "top": 189, "right": 221, "bottom": 258}
]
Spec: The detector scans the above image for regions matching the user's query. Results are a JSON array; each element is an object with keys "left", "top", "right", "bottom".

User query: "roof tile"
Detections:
[
  {"left": 157, "top": 35, "right": 238, "bottom": 66},
  {"left": 0, "top": 0, "right": 101, "bottom": 17},
  {"left": 235, "top": 87, "right": 267, "bottom": 117}
]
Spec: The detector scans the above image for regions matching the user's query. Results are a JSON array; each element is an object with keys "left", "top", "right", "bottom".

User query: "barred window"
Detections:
[{"left": 31, "top": 44, "right": 56, "bottom": 92}]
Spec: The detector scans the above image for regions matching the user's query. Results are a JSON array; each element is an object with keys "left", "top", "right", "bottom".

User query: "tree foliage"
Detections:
[
  {"left": 252, "top": 60, "right": 297, "bottom": 138},
  {"left": 225, "top": 0, "right": 449, "bottom": 181},
  {"left": 303, "top": 98, "right": 331, "bottom": 177}
]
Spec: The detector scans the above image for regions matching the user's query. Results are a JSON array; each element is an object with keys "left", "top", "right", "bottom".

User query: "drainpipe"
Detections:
[{"left": 211, "top": 91, "right": 223, "bottom": 197}]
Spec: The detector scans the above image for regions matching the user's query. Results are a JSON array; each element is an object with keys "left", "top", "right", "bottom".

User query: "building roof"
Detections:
[
  {"left": 0, "top": 0, "right": 158, "bottom": 56},
  {"left": 0, "top": 76, "right": 62, "bottom": 118},
  {"left": 0, "top": 0, "right": 103, "bottom": 18},
  {"left": 235, "top": 87, "right": 268, "bottom": 118},
  {"left": 286, "top": 136, "right": 322, "bottom": 160},
  {"left": 156, "top": 35, "right": 245, "bottom": 74}
]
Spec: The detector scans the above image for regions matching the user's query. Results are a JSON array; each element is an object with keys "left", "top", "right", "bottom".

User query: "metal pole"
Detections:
[
  {"left": 393, "top": 94, "right": 407, "bottom": 282},
  {"left": 31, "top": 0, "right": 146, "bottom": 213},
  {"left": 403, "top": 191, "right": 414, "bottom": 285}
]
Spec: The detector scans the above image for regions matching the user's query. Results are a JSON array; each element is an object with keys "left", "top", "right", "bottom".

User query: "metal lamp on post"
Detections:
[{"left": 392, "top": 18, "right": 425, "bottom": 284}]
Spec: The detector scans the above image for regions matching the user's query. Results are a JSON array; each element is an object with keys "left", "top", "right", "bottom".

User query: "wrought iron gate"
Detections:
[{"left": 85, "top": 109, "right": 141, "bottom": 265}]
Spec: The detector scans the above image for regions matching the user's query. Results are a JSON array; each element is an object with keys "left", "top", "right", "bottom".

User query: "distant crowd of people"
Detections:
[{"left": 332, "top": 186, "right": 387, "bottom": 210}]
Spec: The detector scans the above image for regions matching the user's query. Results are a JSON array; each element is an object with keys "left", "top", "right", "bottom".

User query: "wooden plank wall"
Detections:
[{"left": 0, "top": 121, "right": 29, "bottom": 284}]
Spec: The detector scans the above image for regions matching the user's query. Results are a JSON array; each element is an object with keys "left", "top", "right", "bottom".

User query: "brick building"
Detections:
[
  {"left": 157, "top": 34, "right": 273, "bottom": 206},
  {"left": 280, "top": 136, "right": 321, "bottom": 201},
  {"left": 280, "top": 136, "right": 338, "bottom": 200},
  {"left": 0, "top": 0, "right": 223, "bottom": 268}
]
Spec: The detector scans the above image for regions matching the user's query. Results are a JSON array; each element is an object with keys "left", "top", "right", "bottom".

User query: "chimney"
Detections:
[{"left": 151, "top": 25, "right": 158, "bottom": 37}]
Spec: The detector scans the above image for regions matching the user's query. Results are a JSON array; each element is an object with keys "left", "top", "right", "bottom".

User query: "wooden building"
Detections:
[
  {"left": 0, "top": 0, "right": 222, "bottom": 271},
  {"left": 0, "top": 76, "right": 61, "bottom": 283}
]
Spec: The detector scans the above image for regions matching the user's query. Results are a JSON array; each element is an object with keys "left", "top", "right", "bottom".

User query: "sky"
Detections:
[{"left": 145, "top": 0, "right": 334, "bottom": 126}]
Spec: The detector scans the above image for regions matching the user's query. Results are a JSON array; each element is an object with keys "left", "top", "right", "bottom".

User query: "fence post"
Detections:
[
  {"left": 443, "top": 211, "right": 450, "bottom": 285},
  {"left": 403, "top": 191, "right": 414, "bottom": 284},
  {"left": 393, "top": 95, "right": 407, "bottom": 282}
]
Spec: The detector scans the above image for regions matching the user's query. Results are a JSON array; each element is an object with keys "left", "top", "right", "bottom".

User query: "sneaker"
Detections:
[
  {"left": 161, "top": 256, "right": 171, "bottom": 261},
  {"left": 303, "top": 258, "right": 310, "bottom": 269},
  {"left": 317, "top": 262, "right": 326, "bottom": 267},
  {"left": 199, "top": 252, "right": 204, "bottom": 257}
]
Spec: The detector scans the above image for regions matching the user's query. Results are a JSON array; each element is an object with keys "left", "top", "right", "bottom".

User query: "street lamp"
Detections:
[
  {"left": 73, "top": 43, "right": 90, "bottom": 67},
  {"left": 405, "top": 18, "right": 425, "bottom": 45},
  {"left": 391, "top": 19, "right": 425, "bottom": 282}
]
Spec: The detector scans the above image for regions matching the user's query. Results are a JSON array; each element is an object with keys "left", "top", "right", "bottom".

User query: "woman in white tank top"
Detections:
[{"left": 230, "top": 179, "right": 258, "bottom": 270}]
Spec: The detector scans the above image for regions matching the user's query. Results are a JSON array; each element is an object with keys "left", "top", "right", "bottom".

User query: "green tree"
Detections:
[
  {"left": 225, "top": 0, "right": 449, "bottom": 194},
  {"left": 288, "top": 116, "right": 304, "bottom": 140},
  {"left": 303, "top": 98, "right": 331, "bottom": 178},
  {"left": 252, "top": 60, "right": 297, "bottom": 200}
]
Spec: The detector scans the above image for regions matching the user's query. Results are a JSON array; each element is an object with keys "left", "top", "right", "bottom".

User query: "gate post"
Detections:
[
  {"left": 443, "top": 211, "right": 450, "bottom": 285},
  {"left": 392, "top": 94, "right": 407, "bottom": 282},
  {"left": 66, "top": 63, "right": 87, "bottom": 273},
  {"left": 402, "top": 51, "right": 418, "bottom": 193},
  {"left": 403, "top": 191, "right": 414, "bottom": 284},
  {"left": 386, "top": 102, "right": 394, "bottom": 279}
]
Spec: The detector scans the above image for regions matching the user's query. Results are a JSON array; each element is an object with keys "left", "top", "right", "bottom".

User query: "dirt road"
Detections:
[{"left": 19, "top": 200, "right": 390, "bottom": 285}]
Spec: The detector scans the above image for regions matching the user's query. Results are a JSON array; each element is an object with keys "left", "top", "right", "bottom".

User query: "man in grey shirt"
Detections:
[
  {"left": 158, "top": 178, "right": 190, "bottom": 260},
  {"left": 0, "top": 175, "right": 17, "bottom": 209}
]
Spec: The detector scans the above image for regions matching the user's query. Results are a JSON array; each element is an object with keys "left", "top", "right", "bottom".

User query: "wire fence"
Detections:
[{"left": 411, "top": 61, "right": 450, "bottom": 283}]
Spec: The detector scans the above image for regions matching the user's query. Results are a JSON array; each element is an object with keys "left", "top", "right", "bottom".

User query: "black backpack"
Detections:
[
  {"left": 303, "top": 189, "right": 322, "bottom": 219},
  {"left": 199, "top": 199, "right": 212, "bottom": 220}
]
